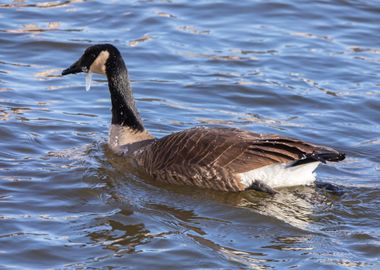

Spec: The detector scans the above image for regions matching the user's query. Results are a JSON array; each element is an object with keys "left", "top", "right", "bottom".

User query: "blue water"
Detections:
[{"left": 0, "top": 0, "right": 379, "bottom": 269}]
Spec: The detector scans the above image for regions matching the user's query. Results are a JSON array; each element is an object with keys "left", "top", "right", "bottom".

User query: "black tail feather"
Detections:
[{"left": 290, "top": 151, "right": 345, "bottom": 167}]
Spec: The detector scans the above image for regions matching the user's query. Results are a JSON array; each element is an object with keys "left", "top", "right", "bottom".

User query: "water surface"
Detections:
[{"left": 0, "top": 0, "right": 379, "bottom": 269}]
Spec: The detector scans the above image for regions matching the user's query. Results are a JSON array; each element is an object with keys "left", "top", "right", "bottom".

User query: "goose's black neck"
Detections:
[{"left": 106, "top": 52, "right": 144, "bottom": 131}]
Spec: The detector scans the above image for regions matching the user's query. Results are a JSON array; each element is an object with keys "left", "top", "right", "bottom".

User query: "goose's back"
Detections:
[{"left": 133, "top": 127, "right": 341, "bottom": 191}]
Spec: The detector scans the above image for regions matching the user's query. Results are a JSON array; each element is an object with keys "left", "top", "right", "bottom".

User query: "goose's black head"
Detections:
[{"left": 62, "top": 44, "right": 121, "bottom": 76}]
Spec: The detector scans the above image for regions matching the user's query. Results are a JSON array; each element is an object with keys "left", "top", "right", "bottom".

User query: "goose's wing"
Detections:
[
  {"left": 135, "top": 127, "right": 344, "bottom": 191},
  {"left": 210, "top": 129, "right": 345, "bottom": 173}
]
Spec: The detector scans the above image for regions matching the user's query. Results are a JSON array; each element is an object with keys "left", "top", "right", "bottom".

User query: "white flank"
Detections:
[
  {"left": 85, "top": 71, "right": 93, "bottom": 91},
  {"left": 239, "top": 162, "right": 320, "bottom": 189}
]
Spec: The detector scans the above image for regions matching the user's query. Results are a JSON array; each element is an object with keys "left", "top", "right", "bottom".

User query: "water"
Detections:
[{"left": 0, "top": 0, "right": 379, "bottom": 269}]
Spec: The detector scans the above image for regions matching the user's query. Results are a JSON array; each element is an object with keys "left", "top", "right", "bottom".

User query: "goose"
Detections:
[{"left": 61, "top": 44, "right": 345, "bottom": 194}]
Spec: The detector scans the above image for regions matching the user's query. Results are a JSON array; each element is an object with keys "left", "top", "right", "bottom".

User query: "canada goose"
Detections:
[{"left": 62, "top": 44, "right": 345, "bottom": 194}]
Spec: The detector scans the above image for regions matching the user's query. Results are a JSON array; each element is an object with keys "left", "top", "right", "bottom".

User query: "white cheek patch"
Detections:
[
  {"left": 89, "top": 50, "right": 109, "bottom": 75},
  {"left": 85, "top": 71, "right": 93, "bottom": 91},
  {"left": 84, "top": 50, "right": 109, "bottom": 91}
]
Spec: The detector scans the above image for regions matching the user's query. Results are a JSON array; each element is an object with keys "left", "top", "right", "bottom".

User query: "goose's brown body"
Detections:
[{"left": 132, "top": 127, "right": 342, "bottom": 191}]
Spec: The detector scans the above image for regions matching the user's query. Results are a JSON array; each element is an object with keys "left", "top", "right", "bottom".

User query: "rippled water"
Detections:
[{"left": 1, "top": 0, "right": 379, "bottom": 269}]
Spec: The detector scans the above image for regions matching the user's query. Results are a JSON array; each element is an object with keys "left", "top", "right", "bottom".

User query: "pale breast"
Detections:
[{"left": 108, "top": 124, "right": 154, "bottom": 154}]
